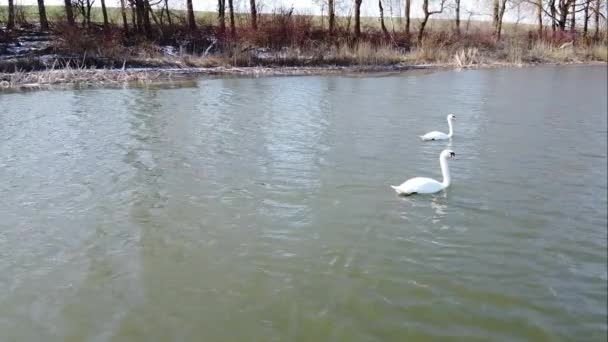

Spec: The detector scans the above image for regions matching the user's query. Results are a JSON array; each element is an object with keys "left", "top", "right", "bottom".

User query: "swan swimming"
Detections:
[
  {"left": 391, "top": 149, "right": 456, "bottom": 195},
  {"left": 420, "top": 114, "right": 455, "bottom": 141}
]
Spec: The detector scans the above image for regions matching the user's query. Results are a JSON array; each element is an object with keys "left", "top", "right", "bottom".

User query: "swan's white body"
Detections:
[
  {"left": 391, "top": 150, "right": 455, "bottom": 195},
  {"left": 420, "top": 114, "right": 455, "bottom": 141}
]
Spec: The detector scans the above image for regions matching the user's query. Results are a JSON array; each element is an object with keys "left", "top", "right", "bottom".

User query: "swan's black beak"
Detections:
[{"left": 450, "top": 152, "right": 456, "bottom": 159}]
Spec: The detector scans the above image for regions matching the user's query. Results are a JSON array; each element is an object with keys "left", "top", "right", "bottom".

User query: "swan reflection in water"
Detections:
[{"left": 397, "top": 191, "right": 450, "bottom": 229}]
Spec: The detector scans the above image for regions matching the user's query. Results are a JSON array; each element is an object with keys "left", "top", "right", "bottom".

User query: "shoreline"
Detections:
[{"left": 0, "top": 60, "right": 605, "bottom": 90}]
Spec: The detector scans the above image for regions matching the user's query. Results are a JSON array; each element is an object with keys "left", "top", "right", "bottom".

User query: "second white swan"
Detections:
[
  {"left": 420, "top": 114, "right": 455, "bottom": 141},
  {"left": 391, "top": 149, "right": 456, "bottom": 195}
]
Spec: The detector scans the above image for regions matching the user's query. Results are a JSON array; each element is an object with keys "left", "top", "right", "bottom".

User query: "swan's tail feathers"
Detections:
[{"left": 391, "top": 185, "right": 400, "bottom": 193}]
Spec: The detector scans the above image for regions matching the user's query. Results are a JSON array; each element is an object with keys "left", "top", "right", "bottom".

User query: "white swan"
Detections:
[
  {"left": 391, "top": 149, "right": 456, "bottom": 195},
  {"left": 420, "top": 114, "right": 455, "bottom": 141}
]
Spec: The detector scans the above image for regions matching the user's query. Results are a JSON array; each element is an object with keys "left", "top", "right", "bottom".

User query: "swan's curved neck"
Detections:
[
  {"left": 440, "top": 155, "right": 451, "bottom": 188},
  {"left": 447, "top": 118, "right": 454, "bottom": 138}
]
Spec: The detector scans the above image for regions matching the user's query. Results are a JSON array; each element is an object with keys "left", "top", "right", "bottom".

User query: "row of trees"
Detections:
[{"left": 3, "top": 0, "right": 607, "bottom": 41}]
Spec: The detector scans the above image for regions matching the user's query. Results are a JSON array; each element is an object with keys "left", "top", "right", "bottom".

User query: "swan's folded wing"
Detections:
[
  {"left": 421, "top": 131, "right": 446, "bottom": 140},
  {"left": 402, "top": 177, "right": 437, "bottom": 187},
  {"left": 393, "top": 177, "right": 440, "bottom": 194}
]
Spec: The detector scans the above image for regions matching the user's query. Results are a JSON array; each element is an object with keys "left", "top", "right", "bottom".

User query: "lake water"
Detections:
[{"left": 1, "top": 65, "right": 607, "bottom": 341}]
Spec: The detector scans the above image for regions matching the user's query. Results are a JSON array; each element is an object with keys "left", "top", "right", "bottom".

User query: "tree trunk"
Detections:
[
  {"left": 492, "top": 0, "right": 508, "bottom": 38},
  {"left": 570, "top": 0, "right": 575, "bottom": 31},
  {"left": 379, "top": 0, "right": 390, "bottom": 40},
  {"left": 120, "top": 0, "right": 129, "bottom": 34},
  {"left": 134, "top": 0, "right": 150, "bottom": 35},
  {"left": 329, "top": 0, "right": 335, "bottom": 34},
  {"left": 7, "top": 0, "right": 15, "bottom": 29},
  {"left": 496, "top": 0, "right": 507, "bottom": 39},
  {"left": 594, "top": 0, "right": 600, "bottom": 39},
  {"left": 405, "top": 0, "right": 411, "bottom": 36},
  {"left": 558, "top": 5, "right": 568, "bottom": 30},
  {"left": 142, "top": 0, "right": 152, "bottom": 36},
  {"left": 218, "top": 0, "right": 226, "bottom": 36},
  {"left": 164, "top": 0, "right": 172, "bottom": 27},
  {"left": 145, "top": 1, "right": 160, "bottom": 36},
  {"left": 550, "top": 0, "right": 557, "bottom": 31},
  {"left": 537, "top": 0, "right": 543, "bottom": 36},
  {"left": 583, "top": 0, "right": 590, "bottom": 36},
  {"left": 418, "top": 15, "right": 430, "bottom": 42},
  {"left": 187, "top": 0, "right": 196, "bottom": 30},
  {"left": 419, "top": 0, "right": 430, "bottom": 41},
  {"left": 250, "top": 0, "right": 257, "bottom": 30},
  {"left": 354, "top": 0, "right": 363, "bottom": 38},
  {"left": 455, "top": 0, "right": 461, "bottom": 34},
  {"left": 135, "top": 0, "right": 143, "bottom": 32},
  {"left": 492, "top": 0, "right": 500, "bottom": 32},
  {"left": 228, "top": 0, "right": 235, "bottom": 37},
  {"left": 37, "top": 0, "right": 49, "bottom": 30},
  {"left": 101, "top": 0, "right": 109, "bottom": 29},
  {"left": 86, "top": 0, "right": 92, "bottom": 29},
  {"left": 64, "top": 0, "right": 75, "bottom": 26},
  {"left": 131, "top": 3, "right": 138, "bottom": 32}
]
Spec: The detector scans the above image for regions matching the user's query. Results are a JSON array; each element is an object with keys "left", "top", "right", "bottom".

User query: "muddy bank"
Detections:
[
  {"left": 2, "top": 60, "right": 606, "bottom": 90},
  {"left": 0, "top": 28, "right": 604, "bottom": 89},
  {"left": 0, "top": 64, "right": 437, "bottom": 89}
]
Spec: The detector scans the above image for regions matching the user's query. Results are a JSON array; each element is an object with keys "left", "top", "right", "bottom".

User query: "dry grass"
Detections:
[
  {"left": 0, "top": 63, "right": 167, "bottom": 89},
  {"left": 453, "top": 48, "right": 481, "bottom": 67},
  {"left": 588, "top": 44, "right": 608, "bottom": 61},
  {"left": 1, "top": 4, "right": 606, "bottom": 80},
  {"left": 331, "top": 42, "right": 403, "bottom": 65}
]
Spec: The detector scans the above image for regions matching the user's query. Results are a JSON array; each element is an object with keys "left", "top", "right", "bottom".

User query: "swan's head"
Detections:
[
  {"left": 447, "top": 114, "right": 456, "bottom": 120},
  {"left": 441, "top": 149, "right": 456, "bottom": 159}
]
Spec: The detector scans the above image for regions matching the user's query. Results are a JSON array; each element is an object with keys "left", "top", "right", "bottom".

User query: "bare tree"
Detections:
[
  {"left": 537, "top": 0, "right": 543, "bottom": 35},
  {"left": 387, "top": 0, "right": 397, "bottom": 32},
  {"left": 455, "top": 0, "right": 461, "bottom": 34},
  {"left": 7, "top": 0, "right": 15, "bottom": 29},
  {"left": 250, "top": 0, "right": 258, "bottom": 30},
  {"left": 163, "top": 0, "right": 172, "bottom": 27},
  {"left": 465, "top": 9, "right": 476, "bottom": 32},
  {"left": 510, "top": 0, "right": 527, "bottom": 28},
  {"left": 593, "top": 0, "right": 600, "bottom": 39},
  {"left": 228, "top": 0, "right": 236, "bottom": 36},
  {"left": 100, "top": 0, "right": 109, "bottom": 29},
  {"left": 140, "top": 0, "right": 151, "bottom": 36},
  {"left": 74, "top": 0, "right": 94, "bottom": 28},
  {"left": 130, "top": 1, "right": 137, "bottom": 30},
  {"left": 37, "top": 0, "right": 49, "bottom": 30},
  {"left": 418, "top": 0, "right": 447, "bottom": 41},
  {"left": 492, "top": 0, "right": 509, "bottom": 39},
  {"left": 528, "top": 0, "right": 598, "bottom": 32},
  {"left": 218, "top": 0, "right": 226, "bottom": 36},
  {"left": 570, "top": 0, "right": 576, "bottom": 30},
  {"left": 583, "top": 0, "right": 590, "bottom": 35},
  {"left": 64, "top": 0, "right": 75, "bottom": 26},
  {"left": 355, "top": 0, "right": 363, "bottom": 38},
  {"left": 187, "top": 0, "right": 196, "bottom": 30},
  {"left": 129, "top": 0, "right": 151, "bottom": 35},
  {"left": 379, "top": 0, "right": 391, "bottom": 39},
  {"left": 120, "top": 0, "right": 129, "bottom": 33},
  {"left": 329, "top": 0, "right": 336, "bottom": 34},
  {"left": 549, "top": 0, "right": 557, "bottom": 30},
  {"left": 493, "top": 0, "right": 499, "bottom": 28},
  {"left": 405, "top": 0, "right": 411, "bottom": 36}
]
